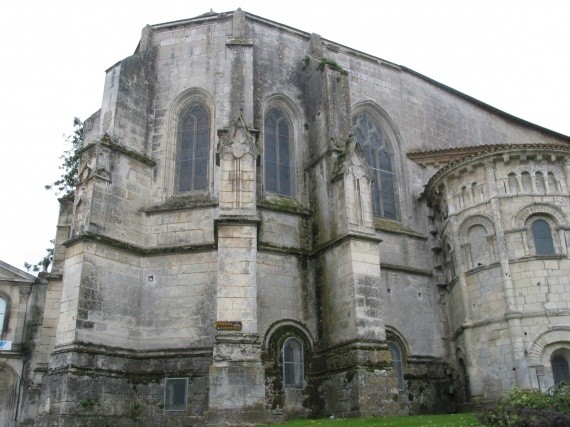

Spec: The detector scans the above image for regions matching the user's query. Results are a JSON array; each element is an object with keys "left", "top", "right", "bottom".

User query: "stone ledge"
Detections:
[
  {"left": 258, "top": 198, "right": 311, "bottom": 217},
  {"left": 63, "top": 231, "right": 216, "bottom": 256},
  {"left": 145, "top": 194, "right": 218, "bottom": 214},
  {"left": 374, "top": 217, "right": 427, "bottom": 240},
  {"left": 80, "top": 134, "right": 156, "bottom": 167},
  {"left": 313, "top": 231, "right": 382, "bottom": 256},
  {"left": 381, "top": 263, "right": 433, "bottom": 277}
]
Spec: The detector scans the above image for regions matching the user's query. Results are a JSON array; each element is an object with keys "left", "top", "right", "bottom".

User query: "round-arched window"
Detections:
[
  {"left": 532, "top": 219, "right": 555, "bottom": 255},
  {"left": 283, "top": 337, "right": 304, "bottom": 389},
  {"left": 551, "top": 352, "right": 570, "bottom": 385}
]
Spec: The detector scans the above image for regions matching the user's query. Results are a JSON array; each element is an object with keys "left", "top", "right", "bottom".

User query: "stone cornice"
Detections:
[
  {"left": 63, "top": 232, "right": 216, "bottom": 256},
  {"left": 80, "top": 136, "right": 156, "bottom": 167},
  {"left": 380, "top": 263, "right": 433, "bottom": 277},
  {"left": 374, "top": 217, "right": 427, "bottom": 240},
  {"left": 257, "top": 199, "right": 311, "bottom": 218},
  {"left": 313, "top": 231, "right": 381, "bottom": 256},
  {"left": 52, "top": 341, "right": 213, "bottom": 359},
  {"left": 453, "top": 307, "right": 570, "bottom": 339},
  {"left": 257, "top": 242, "right": 308, "bottom": 257},
  {"left": 422, "top": 144, "right": 570, "bottom": 200},
  {"left": 145, "top": 195, "right": 218, "bottom": 214}
]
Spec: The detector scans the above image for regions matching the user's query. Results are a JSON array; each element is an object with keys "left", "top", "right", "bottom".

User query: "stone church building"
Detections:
[{"left": 3, "top": 9, "right": 570, "bottom": 426}]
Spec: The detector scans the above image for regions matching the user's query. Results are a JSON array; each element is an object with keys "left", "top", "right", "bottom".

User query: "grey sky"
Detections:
[{"left": 0, "top": 0, "right": 568, "bottom": 270}]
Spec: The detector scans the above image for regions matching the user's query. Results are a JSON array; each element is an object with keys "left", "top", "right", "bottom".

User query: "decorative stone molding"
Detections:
[{"left": 528, "top": 326, "right": 570, "bottom": 365}]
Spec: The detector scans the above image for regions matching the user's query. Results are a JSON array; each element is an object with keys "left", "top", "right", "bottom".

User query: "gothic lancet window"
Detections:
[
  {"left": 532, "top": 219, "right": 555, "bottom": 255},
  {"left": 283, "top": 337, "right": 304, "bottom": 389},
  {"left": 353, "top": 112, "right": 398, "bottom": 219},
  {"left": 264, "top": 108, "right": 294, "bottom": 197},
  {"left": 176, "top": 104, "right": 210, "bottom": 193}
]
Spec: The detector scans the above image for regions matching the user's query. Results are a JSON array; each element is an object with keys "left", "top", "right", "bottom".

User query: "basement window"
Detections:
[{"left": 164, "top": 378, "right": 188, "bottom": 411}]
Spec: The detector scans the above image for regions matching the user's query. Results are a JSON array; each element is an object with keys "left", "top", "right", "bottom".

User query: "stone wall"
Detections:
[{"left": 17, "top": 9, "right": 570, "bottom": 425}]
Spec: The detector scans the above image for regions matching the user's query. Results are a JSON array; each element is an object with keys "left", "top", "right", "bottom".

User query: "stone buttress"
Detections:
[{"left": 304, "top": 35, "right": 403, "bottom": 416}]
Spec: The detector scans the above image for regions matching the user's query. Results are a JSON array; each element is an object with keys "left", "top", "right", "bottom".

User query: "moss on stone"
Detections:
[
  {"left": 374, "top": 217, "right": 427, "bottom": 240},
  {"left": 316, "top": 57, "right": 348, "bottom": 76},
  {"left": 258, "top": 198, "right": 311, "bottom": 217}
]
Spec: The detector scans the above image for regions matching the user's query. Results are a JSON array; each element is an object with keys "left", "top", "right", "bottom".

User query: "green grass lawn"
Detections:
[{"left": 270, "top": 413, "right": 482, "bottom": 427}]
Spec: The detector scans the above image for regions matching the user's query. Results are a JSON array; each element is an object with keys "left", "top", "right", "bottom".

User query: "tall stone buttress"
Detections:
[
  {"left": 304, "top": 35, "right": 401, "bottom": 416},
  {"left": 205, "top": 9, "right": 268, "bottom": 424}
]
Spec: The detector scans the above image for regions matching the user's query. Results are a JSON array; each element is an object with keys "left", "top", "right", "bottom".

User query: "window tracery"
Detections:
[
  {"left": 353, "top": 111, "right": 398, "bottom": 219},
  {"left": 176, "top": 103, "right": 210, "bottom": 193},
  {"left": 264, "top": 108, "right": 295, "bottom": 197}
]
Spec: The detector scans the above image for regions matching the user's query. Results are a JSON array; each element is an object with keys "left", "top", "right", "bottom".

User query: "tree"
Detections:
[
  {"left": 45, "top": 117, "right": 84, "bottom": 195},
  {"left": 25, "top": 118, "right": 83, "bottom": 273},
  {"left": 24, "top": 241, "right": 54, "bottom": 273}
]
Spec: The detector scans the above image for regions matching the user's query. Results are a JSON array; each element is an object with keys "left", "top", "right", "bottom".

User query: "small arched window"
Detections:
[
  {"left": 507, "top": 173, "right": 518, "bottom": 195},
  {"left": 521, "top": 172, "right": 532, "bottom": 192},
  {"left": 387, "top": 341, "right": 405, "bottom": 391},
  {"left": 551, "top": 352, "right": 570, "bottom": 385},
  {"left": 264, "top": 108, "right": 294, "bottom": 197},
  {"left": 0, "top": 297, "right": 7, "bottom": 336},
  {"left": 176, "top": 104, "right": 210, "bottom": 193},
  {"left": 535, "top": 172, "right": 546, "bottom": 194},
  {"left": 547, "top": 172, "right": 558, "bottom": 193},
  {"left": 353, "top": 112, "right": 398, "bottom": 219},
  {"left": 532, "top": 219, "right": 555, "bottom": 255},
  {"left": 283, "top": 337, "right": 304, "bottom": 389}
]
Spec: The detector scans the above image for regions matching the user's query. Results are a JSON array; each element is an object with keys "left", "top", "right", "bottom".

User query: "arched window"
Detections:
[
  {"left": 507, "top": 173, "right": 518, "bottom": 195},
  {"left": 468, "top": 225, "right": 490, "bottom": 267},
  {"left": 535, "top": 172, "right": 546, "bottom": 194},
  {"left": 551, "top": 352, "right": 570, "bottom": 385},
  {"left": 521, "top": 171, "right": 532, "bottom": 192},
  {"left": 176, "top": 104, "right": 210, "bottom": 193},
  {"left": 353, "top": 112, "right": 398, "bottom": 219},
  {"left": 387, "top": 341, "right": 405, "bottom": 391},
  {"left": 283, "top": 337, "right": 304, "bottom": 389},
  {"left": 532, "top": 219, "right": 555, "bottom": 255},
  {"left": 264, "top": 108, "right": 294, "bottom": 197},
  {"left": 0, "top": 297, "right": 6, "bottom": 336},
  {"left": 547, "top": 172, "right": 558, "bottom": 193}
]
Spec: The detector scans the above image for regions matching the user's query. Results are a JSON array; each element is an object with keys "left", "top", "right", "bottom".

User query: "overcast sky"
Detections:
[{"left": 0, "top": 0, "right": 568, "bottom": 271}]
